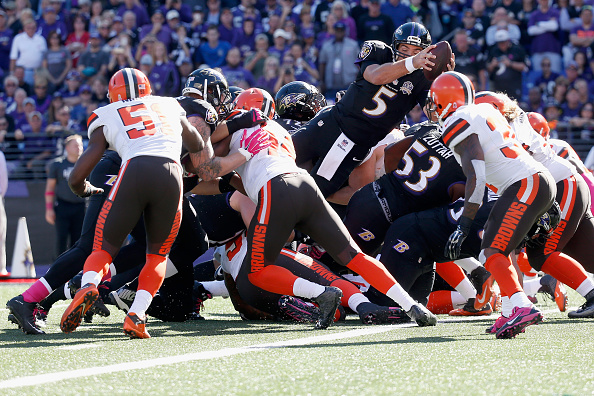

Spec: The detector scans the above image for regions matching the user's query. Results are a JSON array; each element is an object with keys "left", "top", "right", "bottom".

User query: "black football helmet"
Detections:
[
  {"left": 524, "top": 201, "right": 562, "bottom": 248},
  {"left": 182, "top": 68, "right": 231, "bottom": 114},
  {"left": 275, "top": 81, "right": 326, "bottom": 122},
  {"left": 392, "top": 22, "right": 431, "bottom": 60}
]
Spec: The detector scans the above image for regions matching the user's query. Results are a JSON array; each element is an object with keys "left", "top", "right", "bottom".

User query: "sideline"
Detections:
[{"left": 0, "top": 311, "right": 562, "bottom": 389}]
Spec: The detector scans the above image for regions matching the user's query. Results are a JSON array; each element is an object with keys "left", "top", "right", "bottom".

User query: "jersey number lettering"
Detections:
[
  {"left": 118, "top": 103, "right": 174, "bottom": 139},
  {"left": 268, "top": 134, "right": 296, "bottom": 159},
  {"left": 362, "top": 86, "right": 396, "bottom": 117},
  {"left": 485, "top": 115, "right": 524, "bottom": 159},
  {"left": 225, "top": 236, "right": 244, "bottom": 262},
  {"left": 394, "top": 140, "right": 441, "bottom": 193}
]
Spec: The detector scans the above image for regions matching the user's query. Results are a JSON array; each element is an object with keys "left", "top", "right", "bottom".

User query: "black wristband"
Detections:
[
  {"left": 225, "top": 118, "right": 240, "bottom": 134},
  {"left": 458, "top": 216, "right": 473, "bottom": 234}
]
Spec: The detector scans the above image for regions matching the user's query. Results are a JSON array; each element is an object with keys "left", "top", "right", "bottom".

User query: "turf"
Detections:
[{"left": 1, "top": 283, "right": 593, "bottom": 395}]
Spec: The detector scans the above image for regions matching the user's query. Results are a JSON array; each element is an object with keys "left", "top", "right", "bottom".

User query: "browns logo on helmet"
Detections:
[
  {"left": 108, "top": 68, "right": 152, "bottom": 103},
  {"left": 234, "top": 88, "right": 276, "bottom": 118}
]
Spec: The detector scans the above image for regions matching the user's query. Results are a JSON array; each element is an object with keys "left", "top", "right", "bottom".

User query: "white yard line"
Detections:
[{"left": 0, "top": 311, "right": 561, "bottom": 389}]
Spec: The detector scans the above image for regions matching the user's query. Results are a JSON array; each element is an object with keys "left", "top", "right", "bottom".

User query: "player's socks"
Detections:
[
  {"left": 347, "top": 253, "right": 416, "bottom": 311},
  {"left": 330, "top": 278, "right": 365, "bottom": 309},
  {"left": 453, "top": 257, "right": 481, "bottom": 273},
  {"left": 541, "top": 251, "right": 594, "bottom": 296},
  {"left": 501, "top": 295, "right": 512, "bottom": 317},
  {"left": 128, "top": 290, "right": 153, "bottom": 316},
  {"left": 249, "top": 264, "right": 313, "bottom": 296},
  {"left": 38, "top": 285, "right": 67, "bottom": 311},
  {"left": 201, "top": 280, "right": 230, "bottom": 297},
  {"left": 484, "top": 253, "right": 523, "bottom": 297},
  {"left": 137, "top": 254, "right": 167, "bottom": 296},
  {"left": 22, "top": 277, "right": 52, "bottom": 303},
  {"left": 523, "top": 277, "right": 542, "bottom": 297},
  {"left": 509, "top": 291, "right": 534, "bottom": 308},
  {"left": 427, "top": 290, "right": 456, "bottom": 314},
  {"left": 292, "top": 277, "right": 326, "bottom": 299},
  {"left": 82, "top": 250, "right": 113, "bottom": 286},
  {"left": 437, "top": 262, "right": 477, "bottom": 300},
  {"left": 517, "top": 251, "right": 538, "bottom": 277}
]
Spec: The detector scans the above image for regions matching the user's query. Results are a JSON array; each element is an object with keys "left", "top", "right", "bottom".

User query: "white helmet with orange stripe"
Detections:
[{"left": 428, "top": 71, "right": 475, "bottom": 125}]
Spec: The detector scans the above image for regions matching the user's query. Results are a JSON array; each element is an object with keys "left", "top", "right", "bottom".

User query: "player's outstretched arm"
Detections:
[
  {"left": 363, "top": 45, "right": 436, "bottom": 86},
  {"left": 68, "top": 127, "right": 107, "bottom": 197},
  {"left": 454, "top": 134, "right": 486, "bottom": 222}
]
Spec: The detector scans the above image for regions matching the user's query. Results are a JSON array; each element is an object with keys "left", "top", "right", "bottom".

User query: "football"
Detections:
[{"left": 423, "top": 41, "right": 452, "bottom": 81}]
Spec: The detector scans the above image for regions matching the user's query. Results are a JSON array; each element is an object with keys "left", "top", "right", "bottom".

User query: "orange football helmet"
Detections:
[
  {"left": 428, "top": 71, "right": 474, "bottom": 124},
  {"left": 475, "top": 91, "right": 508, "bottom": 115},
  {"left": 108, "top": 68, "right": 152, "bottom": 103},
  {"left": 527, "top": 112, "right": 550, "bottom": 140},
  {"left": 234, "top": 88, "right": 276, "bottom": 118}
]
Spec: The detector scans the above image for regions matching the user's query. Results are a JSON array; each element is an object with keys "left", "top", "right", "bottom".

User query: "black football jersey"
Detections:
[
  {"left": 176, "top": 96, "right": 218, "bottom": 134},
  {"left": 334, "top": 40, "right": 431, "bottom": 147},
  {"left": 276, "top": 117, "right": 304, "bottom": 135},
  {"left": 379, "top": 122, "right": 466, "bottom": 212},
  {"left": 188, "top": 193, "right": 245, "bottom": 246}
]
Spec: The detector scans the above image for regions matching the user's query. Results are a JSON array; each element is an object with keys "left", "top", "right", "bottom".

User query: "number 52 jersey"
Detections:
[{"left": 87, "top": 96, "right": 186, "bottom": 165}]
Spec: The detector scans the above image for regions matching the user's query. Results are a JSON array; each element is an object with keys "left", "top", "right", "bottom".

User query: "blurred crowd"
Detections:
[{"left": 0, "top": 0, "right": 593, "bottom": 179}]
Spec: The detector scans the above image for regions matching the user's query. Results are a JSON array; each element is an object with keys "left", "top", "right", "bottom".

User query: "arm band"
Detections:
[
  {"left": 45, "top": 191, "right": 55, "bottom": 196},
  {"left": 469, "top": 159, "right": 487, "bottom": 204},
  {"left": 46, "top": 203, "right": 53, "bottom": 210},
  {"left": 405, "top": 57, "right": 417, "bottom": 73}
]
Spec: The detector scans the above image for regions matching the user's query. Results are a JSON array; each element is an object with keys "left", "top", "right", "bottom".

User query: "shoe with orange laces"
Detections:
[
  {"left": 449, "top": 298, "right": 493, "bottom": 316},
  {"left": 538, "top": 275, "right": 568, "bottom": 312},
  {"left": 123, "top": 313, "right": 150, "bottom": 339},
  {"left": 470, "top": 267, "right": 494, "bottom": 310},
  {"left": 60, "top": 283, "right": 99, "bottom": 333}
]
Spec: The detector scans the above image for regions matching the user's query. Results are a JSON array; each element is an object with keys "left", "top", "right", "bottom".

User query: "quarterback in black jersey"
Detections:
[
  {"left": 292, "top": 22, "right": 452, "bottom": 197},
  {"left": 343, "top": 120, "right": 466, "bottom": 256}
]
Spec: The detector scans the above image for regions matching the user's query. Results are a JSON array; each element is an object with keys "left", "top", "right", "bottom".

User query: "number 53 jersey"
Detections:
[{"left": 87, "top": 96, "right": 186, "bottom": 165}]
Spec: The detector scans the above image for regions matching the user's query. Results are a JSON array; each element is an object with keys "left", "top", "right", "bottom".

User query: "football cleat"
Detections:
[
  {"left": 568, "top": 294, "right": 594, "bottom": 318},
  {"left": 449, "top": 298, "right": 492, "bottom": 316},
  {"left": 470, "top": 266, "right": 494, "bottom": 310},
  {"left": 490, "top": 292, "right": 502, "bottom": 312},
  {"left": 6, "top": 295, "right": 45, "bottom": 335},
  {"left": 311, "top": 287, "right": 342, "bottom": 330},
  {"left": 278, "top": 295, "right": 320, "bottom": 323},
  {"left": 83, "top": 295, "right": 111, "bottom": 323},
  {"left": 193, "top": 281, "right": 213, "bottom": 315},
  {"left": 495, "top": 306, "right": 543, "bottom": 339},
  {"left": 407, "top": 304, "right": 437, "bottom": 326},
  {"left": 486, "top": 314, "right": 508, "bottom": 334},
  {"left": 33, "top": 306, "right": 48, "bottom": 328},
  {"left": 108, "top": 284, "right": 136, "bottom": 313},
  {"left": 359, "top": 304, "right": 410, "bottom": 325},
  {"left": 60, "top": 283, "right": 99, "bottom": 333},
  {"left": 123, "top": 312, "right": 150, "bottom": 339},
  {"left": 538, "top": 275, "right": 568, "bottom": 312}
]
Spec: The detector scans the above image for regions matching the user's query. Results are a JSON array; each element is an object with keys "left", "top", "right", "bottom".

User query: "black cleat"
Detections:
[
  {"left": 359, "top": 303, "right": 410, "bottom": 325},
  {"left": 406, "top": 304, "right": 437, "bottom": 327},
  {"left": 108, "top": 284, "right": 136, "bottom": 313},
  {"left": 311, "top": 287, "right": 342, "bottom": 330},
  {"left": 278, "top": 295, "right": 320, "bottom": 323},
  {"left": 568, "top": 292, "right": 594, "bottom": 318},
  {"left": 6, "top": 295, "right": 45, "bottom": 335}
]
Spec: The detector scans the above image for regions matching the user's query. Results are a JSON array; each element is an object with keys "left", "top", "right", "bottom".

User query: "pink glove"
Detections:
[{"left": 238, "top": 128, "right": 271, "bottom": 160}]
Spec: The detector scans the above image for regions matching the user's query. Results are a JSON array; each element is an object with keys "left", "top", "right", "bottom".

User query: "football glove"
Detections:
[
  {"left": 444, "top": 216, "right": 473, "bottom": 260},
  {"left": 76, "top": 180, "right": 104, "bottom": 198},
  {"left": 226, "top": 109, "right": 268, "bottom": 134},
  {"left": 238, "top": 128, "right": 271, "bottom": 160}
]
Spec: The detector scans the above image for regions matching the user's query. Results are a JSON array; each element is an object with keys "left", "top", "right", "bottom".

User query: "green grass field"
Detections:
[{"left": 1, "top": 283, "right": 593, "bottom": 395}]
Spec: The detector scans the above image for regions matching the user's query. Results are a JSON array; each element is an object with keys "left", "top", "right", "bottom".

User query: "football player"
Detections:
[
  {"left": 274, "top": 81, "right": 326, "bottom": 134},
  {"left": 291, "top": 22, "right": 452, "bottom": 197},
  {"left": 58, "top": 68, "right": 204, "bottom": 339}
]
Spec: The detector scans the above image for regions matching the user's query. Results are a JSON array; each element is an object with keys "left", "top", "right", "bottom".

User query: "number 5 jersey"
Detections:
[{"left": 87, "top": 96, "right": 186, "bottom": 165}]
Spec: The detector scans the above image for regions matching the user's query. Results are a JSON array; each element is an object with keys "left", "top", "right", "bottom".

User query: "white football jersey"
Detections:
[
  {"left": 229, "top": 120, "right": 306, "bottom": 203},
  {"left": 441, "top": 103, "right": 547, "bottom": 194},
  {"left": 549, "top": 138, "right": 590, "bottom": 175},
  {"left": 361, "top": 128, "right": 404, "bottom": 180},
  {"left": 510, "top": 111, "right": 574, "bottom": 183},
  {"left": 216, "top": 232, "right": 247, "bottom": 281},
  {"left": 87, "top": 95, "right": 186, "bottom": 165}
]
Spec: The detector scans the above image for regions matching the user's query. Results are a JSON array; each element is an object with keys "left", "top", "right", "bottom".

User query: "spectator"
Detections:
[
  {"left": 561, "top": 86, "right": 583, "bottom": 122},
  {"left": 70, "top": 85, "right": 95, "bottom": 129},
  {"left": 221, "top": 47, "right": 256, "bottom": 87},
  {"left": 560, "top": 0, "right": 589, "bottom": 33},
  {"left": 9, "top": 18, "right": 47, "bottom": 86},
  {"left": 381, "top": 0, "right": 415, "bottom": 31},
  {"left": 138, "top": 53, "right": 154, "bottom": 82},
  {"left": 262, "top": 0, "right": 282, "bottom": 25},
  {"left": 453, "top": 29, "right": 487, "bottom": 91},
  {"left": 117, "top": 0, "right": 150, "bottom": 28},
  {"left": 533, "top": 56, "right": 560, "bottom": 100},
  {"left": 282, "top": 18, "right": 298, "bottom": 43},
  {"left": 6, "top": 88, "right": 27, "bottom": 129},
  {"left": 522, "top": 85, "right": 545, "bottom": 113},
  {"left": 0, "top": 10, "right": 14, "bottom": 74},
  {"left": 122, "top": 10, "right": 140, "bottom": 45},
  {"left": 289, "top": 40, "right": 319, "bottom": 84},
  {"left": 232, "top": 0, "right": 262, "bottom": 29},
  {"left": 244, "top": 33, "right": 270, "bottom": 79},
  {"left": 89, "top": 0, "right": 104, "bottom": 32},
  {"left": 30, "top": 77, "right": 51, "bottom": 116},
  {"left": 216, "top": 7, "right": 237, "bottom": 45},
  {"left": 318, "top": 21, "right": 359, "bottom": 99},
  {"left": 20, "top": 111, "right": 53, "bottom": 179},
  {"left": 486, "top": 29, "right": 527, "bottom": 101},
  {"left": 330, "top": 0, "right": 357, "bottom": 41},
  {"left": 13, "top": 66, "right": 33, "bottom": 96},
  {"left": 528, "top": 0, "right": 562, "bottom": 73},
  {"left": 274, "top": 53, "right": 296, "bottom": 93},
  {"left": 302, "top": 28, "right": 318, "bottom": 65},
  {"left": 149, "top": 41, "right": 180, "bottom": 96},
  {"left": 178, "top": 57, "right": 194, "bottom": 88},
  {"left": 406, "top": 104, "right": 427, "bottom": 125},
  {"left": 139, "top": 10, "right": 172, "bottom": 49},
  {"left": 90, "top": 76, "right": 108, "bottom": 107},
  {"left": 42, "top": 30, "right": 72, "bottom": 93},
  {"left": 46, "top": 104, "right": 81, "bottom": 155},
  {"left": 134, "top": 33, "right": 158, "bottom": 63},
  {"left": 553, "top": 75, "right": 570, "bottom": 105},
  {"left": 45, "top": 134, "right": 85, "bottom": 258},
  {"left": 485, "top": 7, "right": 522, "bottom": 47},
  {"left": 316, "top": 12, "right": 337, "bottom": 48},
  {"left": 461, "top": 8, "right": 486, "bottom": 49},
  {"left": 255, "top": 55, "right": 280, "bottom": 94},
  {"left": 109, "top": 16, "right": 126, "bottom": 40},
  {"left": 568, "top": 102, "right": 594, "bottom": 139},
  {"left": 279, "top": 0, "right": 300, "bottom": 33},
  {"left": 78, "top": 32, "right": 110, "bottom": 78},
  {"left": 0, "top": 147, "right": 5, "bottom": 275},
  {"left": 37, "top": 6, "right": 68, "bottom": 42},
  {"left": 565, "top": 60, "right": 580, "bottom": 86},
  {"left": 0, "top": 75, "right": 18, "bottom": 108},
  {"left": 170, "top": 25, "right": 193, "bottom": 66},
  {"left": 437, "top": 0, "right": 462, "bottom": 38},
  {"left": 471, "top": 0, "right": 492, "bottom": 31},
  {"left": 501, "top": 0, "right": 523, "bottom": 22},
  {"left": 313, "top": 0, "right": 333, "bottom": 33},
  {"left": 205, "top": 0, "right": 222, "bottom": 27},
  {"left": 573, "top": 78, "right": 592, "bottom": 104},
  {"left": 165, "top": 9, "right": 183, "bottom": 38},
  {"left": 47, "top": 91, "right": 64, "bottom": 125},
  {"left": 0, "top": 102, "right": 13, "bottom": 132},
  {"left": 567, "top": 6, "right": 594, "bottom": 64},
  {"left": 159, "top": 0, "right": 193, "bottom": 24},
  {"left": 196, "top": 24, "right": 232, "bottom": 67},
  {"left": 233, "top": 16, "right": 257, "bottom": 57},
  {"left": 357, "top": 0, "right": 394, "bottom": 45},
  {"left": 59, "top": 70, "right": 82, "bottom": 107},
  {"left": 298, "top": 5, "right": 315, "bottom": 36},
  {"left": 107, "top": 46, "right": 136, "bottom": 80},
  {"left": 269, "top": 28, "right": 290, "bottom": 59},
  {"left": 96, "top": 19, "right": 113, "bottom": 43},
  {"left": 350, "top": 0, "right": 371, "bottom": 26},
  {"left": 65, "top": 14, "right": 90, "bottom": 69}
]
